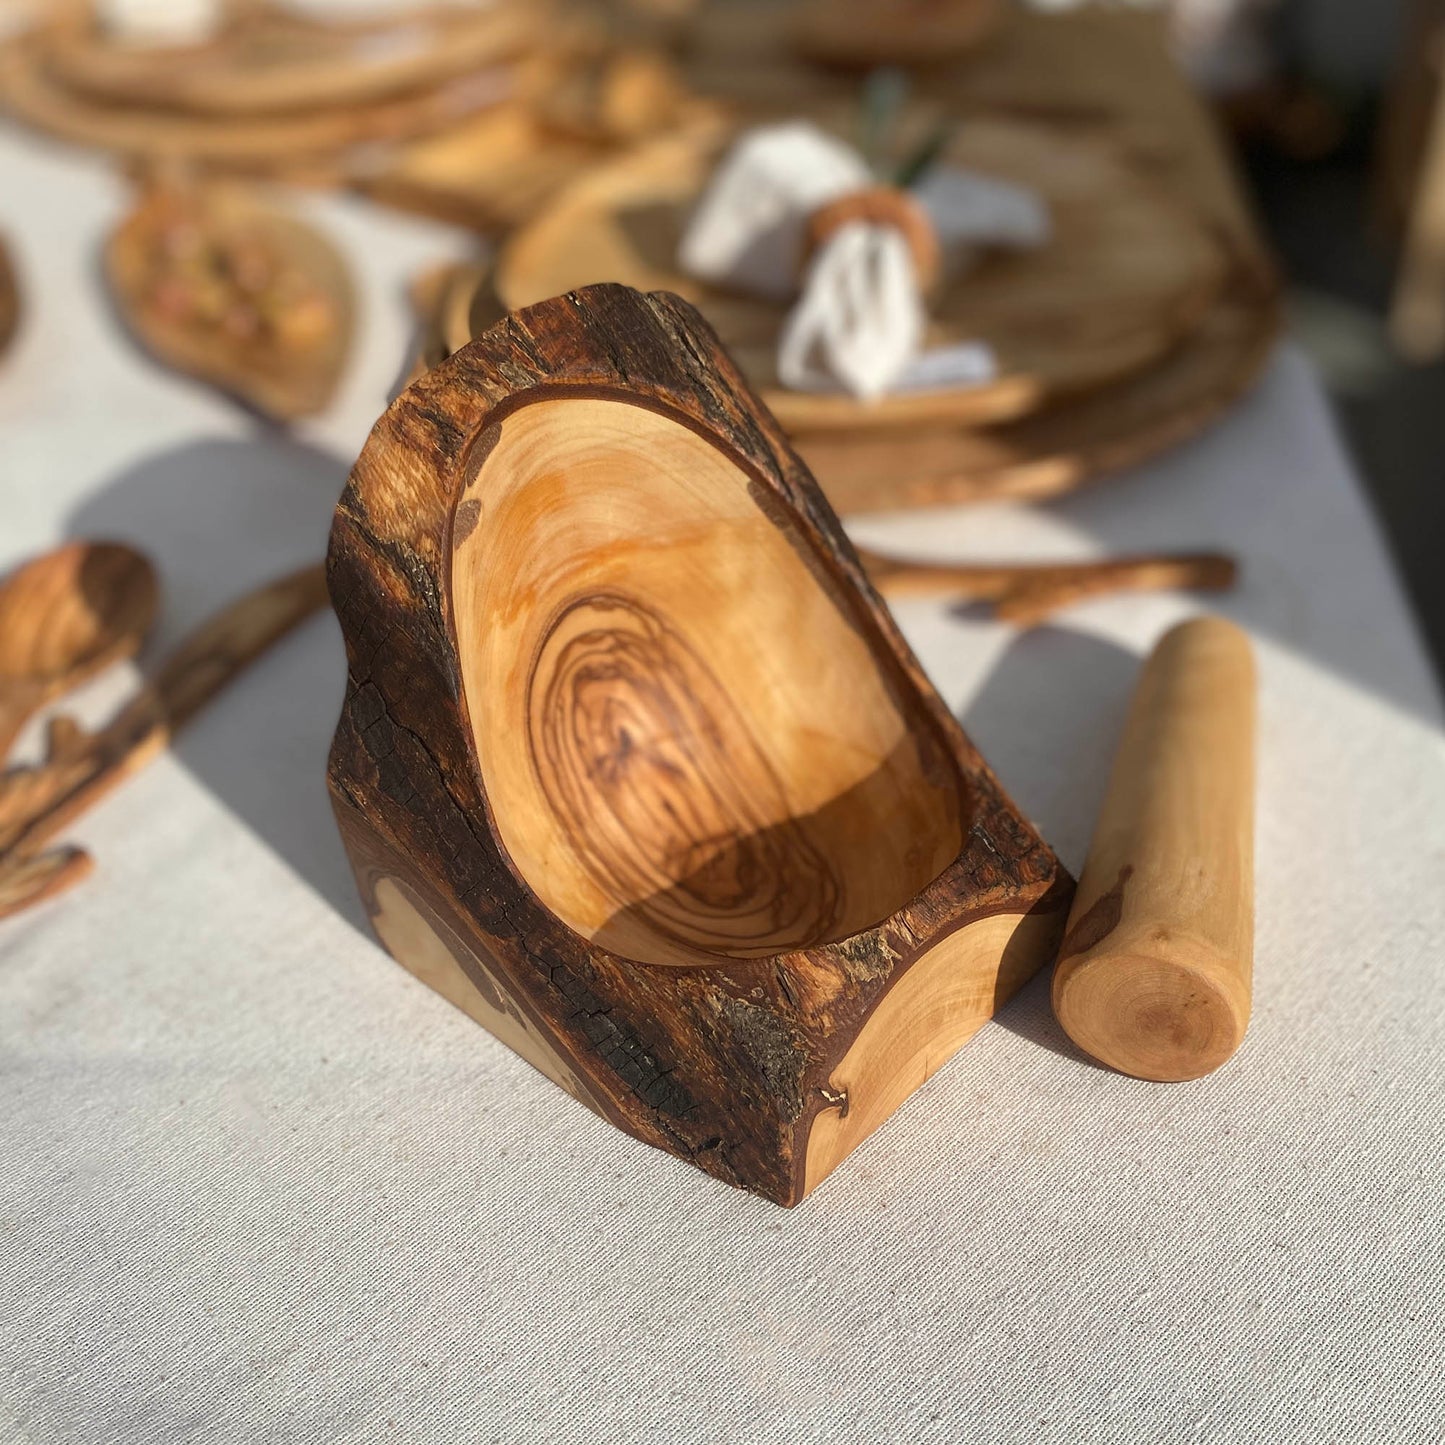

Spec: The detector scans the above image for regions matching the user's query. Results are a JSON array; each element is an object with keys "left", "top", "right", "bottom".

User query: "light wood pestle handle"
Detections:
[{"left": 1051, "top": 617, "right": 1256, "bottom": 1081}]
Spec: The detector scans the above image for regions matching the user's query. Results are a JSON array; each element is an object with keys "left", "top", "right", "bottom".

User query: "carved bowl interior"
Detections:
[{"left": 451, "top": 396, "right": 968, "bottom": 967}]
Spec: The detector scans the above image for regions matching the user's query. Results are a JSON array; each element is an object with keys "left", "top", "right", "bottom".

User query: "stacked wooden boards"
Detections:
[
  {"left": 0, "top": 0, "right": 701, "bottom": 204},
  {"left": 0, "top": 0, "right": 539, "bottom": 175},
  {"left": 664, "top": 1, "right": 1283, "bottom": 510},
  {"left": 486, "top": 117, "right": 1234, "bottom": 437},
  {"left": 404, "top": 2, "right": 1279, "bottom": 511}
]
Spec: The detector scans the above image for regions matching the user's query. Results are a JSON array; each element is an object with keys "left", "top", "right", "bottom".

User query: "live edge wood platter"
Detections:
[
  {"left": 328, "top": 285, "right": 1072, "bottom": 1205},
  {"left": 494, "top": 119, "right": 1230, "bottom": 434}
]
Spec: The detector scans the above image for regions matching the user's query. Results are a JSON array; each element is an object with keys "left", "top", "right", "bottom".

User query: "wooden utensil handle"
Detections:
[
  {"left": 0, "top": 564, "right": 329, "bottom": 918},
  {"left": 1051, "top": 617, "right": 1256, "bottom": 1081},
  {"left": 855, "top": 547, "right": 1237, "bottom": 622},
  {"left": 0, "top": 687, "right": 40, "bottom": 762}
]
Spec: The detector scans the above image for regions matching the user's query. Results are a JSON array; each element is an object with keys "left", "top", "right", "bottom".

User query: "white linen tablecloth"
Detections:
[{"left": 1, "top": 129, "right": 1443, "bottom": 1445}]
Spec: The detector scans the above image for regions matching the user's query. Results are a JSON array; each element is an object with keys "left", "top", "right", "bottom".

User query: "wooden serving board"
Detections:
[
  {"left": 795, "top": 268, "right": 1280, "bottom": 511},
  {"left": 357, "top": 48, "right": 717, "bottom": 233},
  {"left": 410, "top": 243, "right": 1275, "bottom": 514},
  {"left": 494, "top": 117, "right": 1231, "bottom": 433},
  {"left": 41, "top": 1, "right": 541, "bottom": 117},
  {"left": 105, "top": 182, "right": 354, "bottom": 419},
  {"left": 0, "top": 23, "right": 516, "bottom": 175}
]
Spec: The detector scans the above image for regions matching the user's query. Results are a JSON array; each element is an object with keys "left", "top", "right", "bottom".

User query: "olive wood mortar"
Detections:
[{"left": 326, "top": 283, "right": 1073, "bottom": 1206}]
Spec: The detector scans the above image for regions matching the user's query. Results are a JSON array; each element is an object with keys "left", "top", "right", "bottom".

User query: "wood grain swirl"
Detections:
[{"left": 530, "top": 592, "right": 840, "bottom": 957}]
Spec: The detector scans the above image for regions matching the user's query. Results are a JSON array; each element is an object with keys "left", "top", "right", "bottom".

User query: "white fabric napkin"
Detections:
[
  {"left": 95, "top": 0, "right": 222, "bottom": 43},
  {"left": 678, "top": 122, "right": 1050, "bottom": 401}
]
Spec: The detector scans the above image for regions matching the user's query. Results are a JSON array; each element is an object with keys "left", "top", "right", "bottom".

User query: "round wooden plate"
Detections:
[
  {"left": 42, "top": 1, "right": 541, "bottom": 117},
  {"left": 494, "top": 119, "right": 1231, "bottom": 432},
  {"left": 410, "top": 241, "right": 1277, "bottom": 513},
  {"left": 106, "top": 182, "right": 355, "bottom": 419}
]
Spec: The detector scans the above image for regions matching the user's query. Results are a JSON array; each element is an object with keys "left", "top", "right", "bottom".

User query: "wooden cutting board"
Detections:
[
  {"left": 794, "top": 268, "right": 1279, "bottom": 511},
  {"left": 494, "top": 117, "right": 1231, "bottom": 432},
  {"left": 41, "top": 1, "right": 541, "bottom": 117},
  {"left": 0, "top": 19, "right": 516, "bottom": 175},
  {"left": 408, "top": 237, "right": 1275, "bottom": 515}
]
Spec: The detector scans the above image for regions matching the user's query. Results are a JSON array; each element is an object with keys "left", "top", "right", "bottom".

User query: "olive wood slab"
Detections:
[{"left": 328, "top": 283, "right": 1072, "bottom": 1205}]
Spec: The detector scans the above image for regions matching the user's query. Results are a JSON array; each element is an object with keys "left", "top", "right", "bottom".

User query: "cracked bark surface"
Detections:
[{"left": 327, "top": 283, "right": 1072, "bottom": 1205}]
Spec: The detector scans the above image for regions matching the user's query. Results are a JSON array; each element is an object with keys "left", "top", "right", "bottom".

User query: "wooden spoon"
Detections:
[
  {"left": 0, "top": 562, "right": 329, "bottom": 919},
  {"left": 0, "top": 541, "right": 159, "bottom": 758}
]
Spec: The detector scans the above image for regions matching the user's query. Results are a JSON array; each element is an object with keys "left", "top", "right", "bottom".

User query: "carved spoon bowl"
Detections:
[{"left": 0, "top": 541, "right": 159, "bottom": 757}]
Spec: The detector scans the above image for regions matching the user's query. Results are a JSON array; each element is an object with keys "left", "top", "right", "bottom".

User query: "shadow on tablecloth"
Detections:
[
  {"left": 66, "top": 431, "right": 372, "bottom": 939},
  {"left": 958, "top": 624, "right": 1136, "bottom": 1071}
]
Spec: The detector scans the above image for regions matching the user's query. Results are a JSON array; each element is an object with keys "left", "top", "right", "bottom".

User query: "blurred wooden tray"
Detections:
[
  {"left": 409, "top": 240, "right": 1276, "bottom": 514},
  {"left": 493, "top": 117, "right": 1230, "bottom": 433},
  {"left": 0, "top": 18, "right": 516, "bottom": 175},
  {"left": 795, "top": 267, "right": 1279, "bottom": 511},
  {"left": 358, "top": 49, "right": 711, "bottom": 233},
  {"left": 0, "top": 233, "right": 17, "bottom": 359},
  {"left": 41, "top": 1, "right": 540, "bottom": 117}
]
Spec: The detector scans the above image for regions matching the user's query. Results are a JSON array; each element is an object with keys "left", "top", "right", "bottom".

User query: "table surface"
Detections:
[{"left": 1, "top": 127, "right": 1443, "bottom": 1445}]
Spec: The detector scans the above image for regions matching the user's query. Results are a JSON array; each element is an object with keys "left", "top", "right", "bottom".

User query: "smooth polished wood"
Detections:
[
  {"left": 0, "top": 564, "right": 328, "bottom": 919},
  {"left": 1051, "top": 618, "right": 1256, "bottom": 1082},
  {"left": 328, "top": 283, "right": 1071, "bottom": 1205},
  {"left": 0, "top": 541, "right": 158, "bottom": 758}
]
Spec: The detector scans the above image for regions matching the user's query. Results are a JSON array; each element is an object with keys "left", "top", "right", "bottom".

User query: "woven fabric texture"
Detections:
[{"left": 1, "top": 132, "right": 1442, "bottom": 1445}]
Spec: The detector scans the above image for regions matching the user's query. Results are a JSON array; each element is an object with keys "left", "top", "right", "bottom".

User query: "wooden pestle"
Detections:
[{"left": 1051, "top": 617, "right": 1256, "bottom": 1081}]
